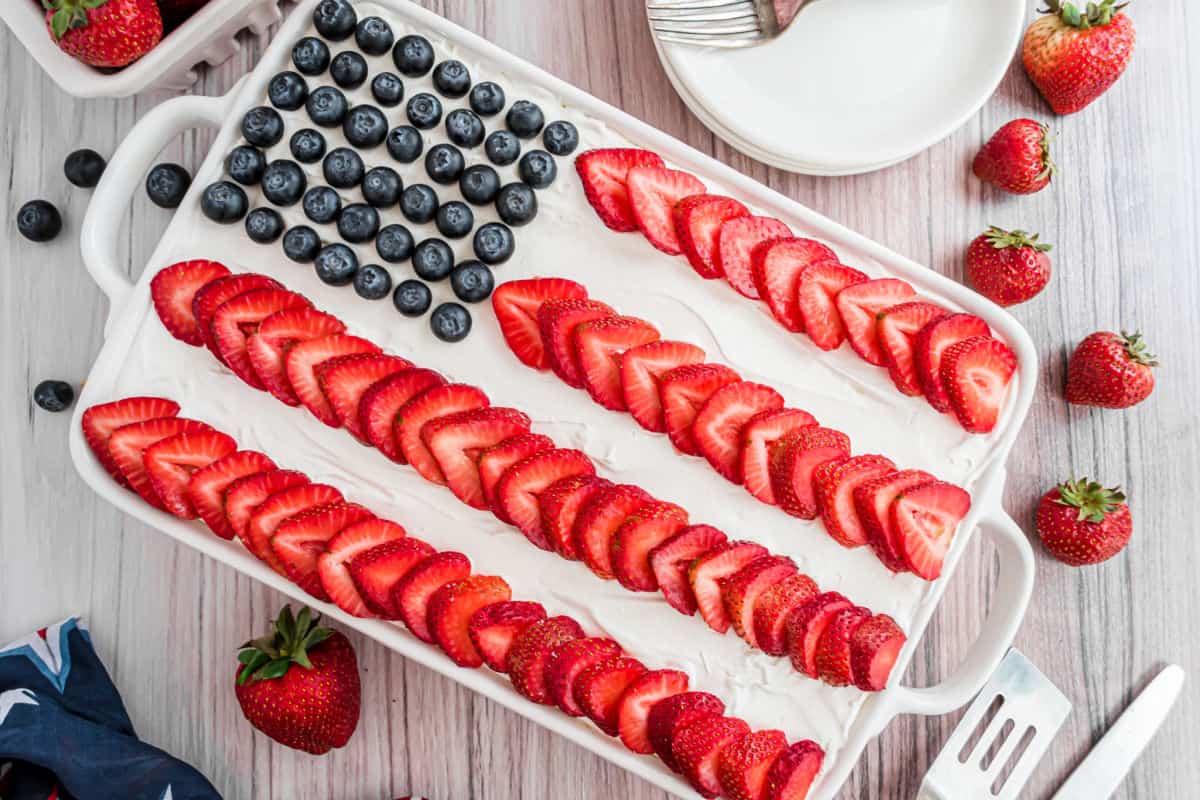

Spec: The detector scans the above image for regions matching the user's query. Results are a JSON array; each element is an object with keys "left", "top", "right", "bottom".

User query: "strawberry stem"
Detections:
[
  {"left": 984, "top": 226, "right": 1053, "bottom": 252},
  {"left": 1053, "top": 477, "right": 1126, "bottom": 524},
  {"left": 43, "top": 0, "right": 110, "bottom": 41},
  {"left": 237, "top": 605, "right": 333, "bottom": 685},
  {"left": 1119, "top": 331, "right": 1159, "bottom": 367},
  {"left": 1039, "top": 0, "right": 1129, "bottom": 29}
]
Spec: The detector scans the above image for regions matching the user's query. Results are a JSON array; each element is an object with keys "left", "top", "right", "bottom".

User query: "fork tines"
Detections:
[{"left": 646, "top": 0, "right": 765, "bottom": 47}]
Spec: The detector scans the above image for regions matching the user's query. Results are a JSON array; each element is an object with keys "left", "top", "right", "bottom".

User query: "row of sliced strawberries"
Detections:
[
  {"left": 574, "top": 149, "right": 1019, "bottom": 434},
  {"left": 80, "top": 395, "right": 824, "bottom": 800},
  {"left": 145, "top": 260, "right": 905, "bottom": 689},
  {"left": 491, "top": 276, "right": 972, "bottom": 581}
]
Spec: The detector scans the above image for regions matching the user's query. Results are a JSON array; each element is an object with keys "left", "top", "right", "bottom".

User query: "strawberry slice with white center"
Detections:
[
  {"left": 877, "top": 301, "right": 948, "bottom": 396},
  {"left": 673, "top": 195, "right": 749, "bottom": 279},
  {"left": 495, "top": 448, "right": 596, "bottom": 548},
  {"left": 796, "top": 260, "right": 868, "bottom": 350},
  {"left": 717, "top": 729, "right": 789, "bottom": 800},
  {"left": 285, "top": 334, "right": 381, "bottom": 426},
  {"left": 545, "top": 636, "right": 623, "bottom": 716},
  {"left": 751, "top": 573, "right": 819, "bottom": 657},
  {"left": 575, "top": 148, "right": 666, "bottom": 232},
  {"left": 479, "top": 433, "right": 555, "bottom": 517},
  {"left": 763, "top": 740, "right": 825, "bottom": 799},
  {"left": 422, "top": 407, "right": 531, "bottom": 509},
  {"left": 271, "top": 502, "right": 376, "bottom": 600},
  {"left": 850, "top": 613, "right": 906, "bottom": 691},
  {"left": 492, "top": 278, "right": 588, "bottom": 369},
  {"left": 539, "top": 474, "right": 612, "bottom": 559},
  {"left": 786, "top": 591, "right": 852, "bottom": 677},
  {"left": 191, "top": 273, "right": 281, "bottom": 355},
  {"left": 348, "top": 538, "right": 436, "bottom": 618},
  {"left": 82, "top": 396, "right": 180, "bottom": 488},
  {"left": 768, "top": 426, "right": 852, "bottom": 520},
  {"left": 618, "top": 669, "right": 690, "bottom": 754},
  {"left": 659, "top": 363, "right": 742, "bottom": 456},
  {"left": 672, "top": 715, "right": 751, "bottom": 797},
  {"left": 537, "top": 298, "right": 615, "bottom": 388},
  {"left": 627, "top": 166, "right": 706, "bottom": 255},
  {"left": 396, "top": 383, "right": 490, "bottom": 485},
  {"left": 718, "top": 216, "right": 792, "bottom": 299},
  {"left": 316, "top": 353, "right": 412, "bottom": 441},
  {"left": 575, "top": 656, "right": 648, "bottom": 735},
  {"left": 359, "top": 368, "right": 446, "bottom": 463},
  {"left": 620, "top": 340, "right": 706, "bottom": 432},
  {"left": 719, "top": 554, "right": 798, "bottom": 647},
  {"left": 649, "top": 524, "right": 728, "bottom": 616},
  {"left": 752, "top": 237, "right": 838, "bottom": 332},
  {"left": 245, "top": 482, "right": 344, "bottom": 575},
  {"left": 835, "top": 278, "right": 917, "bottom": 365},
  {"left": 469, "top": 601, "right": 548, "bottom": 674},
  {"left": 428, "top": 575, "right": 512, "bottom": 668},
  {"left": 739, "top": 408, "right": 818, "bottom": 505},
  {"left": 892, "top": 480, "right": 971, "bottom": 580},
  {"left": 853, "top": 469, "right": 935, "bottom": 572},
  {"left": 572, "top": 316, "right": 661, "bottom": 410},
  {"left": 212, "top": 288, "right": 312, "bottom": 390},
  {"left": 246, "top": 308, "right": 347, "bottom": 406},
  {"left": 573, "top": 483, "right": 652, "bottom": 579},
  {"left": 108, "top": 417, "right": 212, "bottom": 510},
  {"left": 186, "top": 450, "right": 277, "bottom": 539},
  {"left": 143, "top": 428, "right": 237, "bottom": 518},
  {"left": 688, "top": 540, "right": 768, "bottom": 633},
  {"left": 223, "top": 469, "right": 310, "bottom": 547},
  {"left": 509, "top": 616, "right": 585, "bottom": 704},
  {"left": 647, "top": 691, "right": 726, "bottom": 773},
  {"left": 150, "top": 259, "right": 230, "bottom": 345},
  {"left": 611, "top": 502, "right": 689, "bottom": 591},
  {"left": 394, "top": 551, "right": 473, "bottom": 643},
  {"left": 812, "top": 454, "right": 897, "bottom": 547},
  {"left": 317, "top": 518, "right": 407, "bottom": 617},
  {"left": 693, "top": 381, "right": 785, "bottom": 483},
  {"left": 940, "top": 335, "right": 1017, "bottom": 433},
  {"left": 914, "top": 313, "right": 991, "bottom": 413},
  {"left": 814, "top": 606, "right": 872, "bottom": 686}
]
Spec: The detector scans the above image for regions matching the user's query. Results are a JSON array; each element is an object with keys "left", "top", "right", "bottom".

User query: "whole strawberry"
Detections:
[
  {"left": 1036, "top": 477, "right": 1131, "bottom": 565},
  {"left": 965, "top": 227, "right": 1052, "bottom": 307},
  {"left": 235, "top": 606, "right": 361, "bottom": 755},
  {"left": 1066, "top": 330, "right": 1157, "bottom": 408},
  {"left": 1022, "top": 0, "right": 1136, "bottom": 115},
  {"left": 973, "top": 119, "right": 1056, "bottom": 194},
  {"left": 43, "top": 0, "right": 163, "bottom": 68}
]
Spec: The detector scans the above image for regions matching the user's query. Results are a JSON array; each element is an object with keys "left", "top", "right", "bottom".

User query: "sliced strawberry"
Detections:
[
  {"left": 763, "top": 740, "right": 825, "bottom": 800},
  {"left": 539, "top": 474, "right": 612, "bottom": 559},
  {"left": 877, "top": 301, "right": 948, "bottom": 395},
  {"left": 617, "top": 669, "right": 689, "bottom": 754},
  {"left": 627, "top": 166, "right": 706, "bottom": 254},
  {"left": 186, "top": 450, "right": 276, "bottom": 539},
  {"left": 785, "top": 591, "right": 853, "bottom": 678},
  {"left": 495, "top": 448, "right": 596, "bottom": 548},
  {"left": 317, "top": 518, "right": 407, "bottom": 617},
  {"left": 814, "top": 606, "right": 871, "bottom": 686},
  {"left": 573, "top": 484, "right": 652, "bottom": 579},
  {"left": 427, "top": 575, "right": 512, "bottom": 667},
  {"left": 719, "top": 555, "right": 797, "bottom": 647},
  {"left": 545, "top": 637, "right": 623, "bottom": 716},
  {"left": 246, "top": 308, "right": 347, "bottom": 406},
  {"left": 767, "top": 427, "right": 852, "bottom": 519},
  {"left": 576, "top": 148, "right": 666, "bottom": 233},
  {"left": 835, "top": 278, "right": 917, "bottom": 365},
  {"left": 611, "top": 502, "right": 689, "bottom": 591},
  {"left": 191, "top": 273, "right": 280, "bottom": 354},
  {"left": 318, "top": 353, "right": 412, "bottom": 442},
  {"left": 224, "top": 469, "right": 310, "bottom": 546},
  {"left": 813, "top": 454, "right": 897, "bottom": 547},
  {"left": 286, "top": 334, "right": 381, "bottom": 426},
  {"left": 508, "top": 616, "right": 585, "bottom": 704},
  {"left": 649, "top": 524, "right": 728, "bottom": 616},
  {"left": 212, "top": 288, "right": 312, "bottom": 388},
  {"left": 914, "top": 313, "right": 992, "bottom": 413},
  {"left": 396, "top": 384, "right": 491, "bottom": 484},
  {"left": 672, "top": 715, "right": 751, "bottom": 798},
  {"left": 394, "top": 551, "right": 472, "bottom": 643},
  {"left": 688, "top": 540, "right": 769, "bottom": 633},
  {"left": 892, "top": 480, "right": 971, "bottom": 580},
  {"left": 717, "top": 729, "right": 788, "bottom": 800},
  {"left": 150, "top": 259, "right": 230, "bottom": 345},
  {"left": 246, "top": 483, "right": 344, "bottom": 574},
  {"left": 468, "top": 600, "right": 547, "bottom": 673},
  {"left": 850, "top": 614, "right": 906, "bottom": 691},
  {"left": 647, "top": 691, "right": 726, "bottom": 772},
  {"left": 82, "top": 397, "right": 180, "bottom": 487},
  {"left": 492, "top": 278, "right": 589, "bottom": 369},
  {"left": 694, "top": 381, "right": 785, "bottom": 483},
  {"left": 854, "top": 469, "right": 936, "bottom": 572},
  {"left": 940, "top": 335, "right": 1017, "bottom": 434},
  {"left": 348, "top": 538, "right": 436, "bottom": 618},
  {"left": 718, "top": 217, "right": 792, "bottom": 299},
  {"left": 422, "top": 407, "right": 531, "bottom": 509},
  {"left": 673, "top": 195, "right": 749, "bottom": 279},
  {"left": 108, "top": 418, "right": 211, "bottom": 510},
  {"left": 574, "top": 656, "right": 648, "bottom": 736},
  {"left": 536, "top": 298, "right": 617, "bottom": 388},
  {"left": 659, "top": 363, "right": 742, "bottom": 456},
  {"left": 143, "top": 429, "right": 237, "bottom": 518},
  {"left": 574, "top": 316, "right": 661, "bottom": 411},
  {"left": 739, "top": 408, "right": 818, "bottom": 504},
  {"left": 796, "top": 260, "right": 868, "bottom": 350},
  {"left": 752, "top": 573, "right": 819, "bottom": 657},
  {"left": 752, "top": 237, "right": 838, "bottom": 332},
  {"left": 271, "top": 502, "right": 375, "bottom": 600},
  {"left": 620, "top": 340, "right": 706, "bottom": 432},
  {"left": 360, "top": 368, "right": 447, "bottom": 463},
  {"left": 479, "top": 433, "right": 555, "bottom": 516}
]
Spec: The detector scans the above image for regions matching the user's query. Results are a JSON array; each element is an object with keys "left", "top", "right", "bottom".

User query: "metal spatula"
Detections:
[{"left": 918, "top": 649, "right": 1072, "bottom": 800}]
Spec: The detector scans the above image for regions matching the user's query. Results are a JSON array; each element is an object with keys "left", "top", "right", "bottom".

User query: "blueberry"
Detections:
[
  {"left": 33, "top": 379, "right": 74, "bottom": 412},
  {"left": 303, "top": 185, "right": 342, "bottom": 224},
  {"left": 330, "top": 51, "right": 368, "bottom": 89},
  {"left": 495, "top": 182, "right": 538, "bottom": 226},
  {"left": 435, "top": 201, "right": 474, "bottom": 239},
  {"left": 16, "top": 200, "right": 62, "bottom": 242},
  {"left": 200, "top": 181, "right": 248, "bottom": 223},
  {"left": 406, "top": 92, "right": 443, "bottom": 130},
  {"left": 450, "top": 260, "right": 494, "bottom": 303},
  {"left": 412, "top": 238, "right": 454, "bottom": 281},
  {"left": 343, "top": 104, "right": 388, "bottom": 148},
  {"left": 146, "top": 163, "right": 193, "bottom": 209},
  {"left": 261, "top": 160, "right": 307, "bottom": 207},
  {"left": 242, "top": 106, "right": 285, "bottom": 147},
  {"left": 506, "top": 100, "right": 545, "bottom": 138},
  {"left": 314, "top": 242, "right": 359, "bottom": 285},
  {"left": 445, "top": 108, "right": 484, "bottom": 148},
  {"left": 313, "top": 0, "right": 357, "bottom": 40},
  {"left": 393, "top": 279, "right": 432, "bottom": 317},
  {"left": 283, "top": 225, "right": 322, "bottom": 262},
  {"left": 64, "top": 148, "right": 106, "bottom": 188},
  {"left": 430, "top": 302, "right": 472, "bottom": 342},
  {"left": 485, "top": 130, "right": 521, "bottom": 166},
  {"left": 393, "top": 34, "right": 434, "bottom": 77},
  {"left": 290, "top": 128, "right": 328, "bottom": 163},
  {"left": 425, "top": 143, "right": 464, "bottom": 184},
  {"left": 371, "top": 72, "right": 404, "bottom": 107},
  {"left": 376, "top": 224, "right": 415, "bottom": 263},
  {"left": 473, "top": 222, "right": 515, "bottom": 264},
  {"left": 362, "top": 166, "right": 402, "bottom": 207},
  {"left": 469, "top": 81, "right": 506, "bottom": 116},
  {"left": 245, "top": 207, "right": 285, "bottom": 243},
  {"left": 306, "top": 86, "right": 349, "bottom": 127},
  {"left": 386, "top": 125, "right": 424, "bottom": 163},
  {"left": 401, "top": 184, "right": 439, "bottom": 224},
  {"left": 354, "top": 263, "right": 393, "bottom": 300},
  {"left": 225, "top": 145, "right": 267, "bottom": 185},
  {"left": 459, "top": 164, "right": 500, "bottom": 205},
  {"left": 355, "top": 16, "right": 394, "bottom": 55},
  {"left": 323, "top": 147, "right": 365, "bottom": 188},
  {"left": 519, "top": 149, "right": 558, "bottom": 189},
  {"left": 337, "top": 203, "right": 380, "bottom": 244},
  {"left": 543, "top": 121, "right": 579, "bottom": 156},
  {"left": 431, "top": 59, "right": 471, "bottom": 98},
  {"left": 292, "top": 37, "right": 331, "bottom": 75},
  {"left": 268, "top": 71, "right": 309, "bottom": 111}
]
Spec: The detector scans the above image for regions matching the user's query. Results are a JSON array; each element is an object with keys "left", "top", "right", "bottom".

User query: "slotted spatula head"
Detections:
[{"left": 919, "top": 649, "right": 1072, "bottom": 800}]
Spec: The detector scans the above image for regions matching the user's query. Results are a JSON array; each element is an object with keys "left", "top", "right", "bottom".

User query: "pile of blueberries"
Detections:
[{"left": 199, "top": 0, "right": 580, "bottom": 343}]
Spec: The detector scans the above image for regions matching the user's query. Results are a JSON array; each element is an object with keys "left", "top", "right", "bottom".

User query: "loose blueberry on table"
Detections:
[
  {"left": 226, "top": 145, "right": 267, "bottom": 186},
  {"left": 268, "top": 71, "right": 309, "bottom": 111},
  {"left": 64, "top": 148, "right": 106, "bottom": 188},
  {"left": 201, "top": 181, "right": 248, "bottom": 223},
  {"left": 292, "top": 37, "right": 331, "bottom": 76},
  {"left": 245, "top": 208, "right": 285, "bottom": 244},
  {"left": 33, "top": 379, "right": 74, "bottom": 412},
  {"left": 283, "top": 225, "right": 322, "bottom": 263},
  {"left": 290, "top": 129, "right": 328, "bottom": 163},
  {"left": 376, "top": 224, "right": 415, "bottom": 263},
  {"left": 303, "top": 185, "right": 342, "bottom": 225},
  {"left": 393, "top": 279, "right": 432, "bottom": 317},
  {"left": 315, "top": 243, "right": 359, "bottom": 286},
  {"left": 354, "top": 264, "right": 393, "bottom": 300},
  {"left": 146, "top": 163, "right": 192, "bottom": 209},
  {"left": 16, "top": 200, "right": 62, "bottom": 242},
  {"left": 330, "top": 51, "right": 369, "bottom": 89}
]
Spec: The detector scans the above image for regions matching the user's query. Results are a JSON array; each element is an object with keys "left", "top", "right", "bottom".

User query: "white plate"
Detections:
[{"left": 652, "top": 0, "right": 1027, "bottom": 175}]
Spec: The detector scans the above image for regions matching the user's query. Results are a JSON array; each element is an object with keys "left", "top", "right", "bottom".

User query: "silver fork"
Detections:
[{"left": 645, "top": 0, "right": 813, "bottom": 48}]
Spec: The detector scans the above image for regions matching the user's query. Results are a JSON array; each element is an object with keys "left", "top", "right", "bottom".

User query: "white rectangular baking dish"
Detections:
[
  {"left": 70, "top": 1, "right": 1038, "bottom": 797},
  {"left": 0, "top": 0, "right": 283, "bottom": 97}
]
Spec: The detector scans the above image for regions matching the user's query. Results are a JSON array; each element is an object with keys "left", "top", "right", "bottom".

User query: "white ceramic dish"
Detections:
[
  {"left": 0, "top": 0, "right": 283, "bottom": 98},
  {"left": 650, "top": 0, "right": 1027, "bottom": 176},
  {"left": 72, "top": 2, "right": 1037, "bottom": 797}
]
